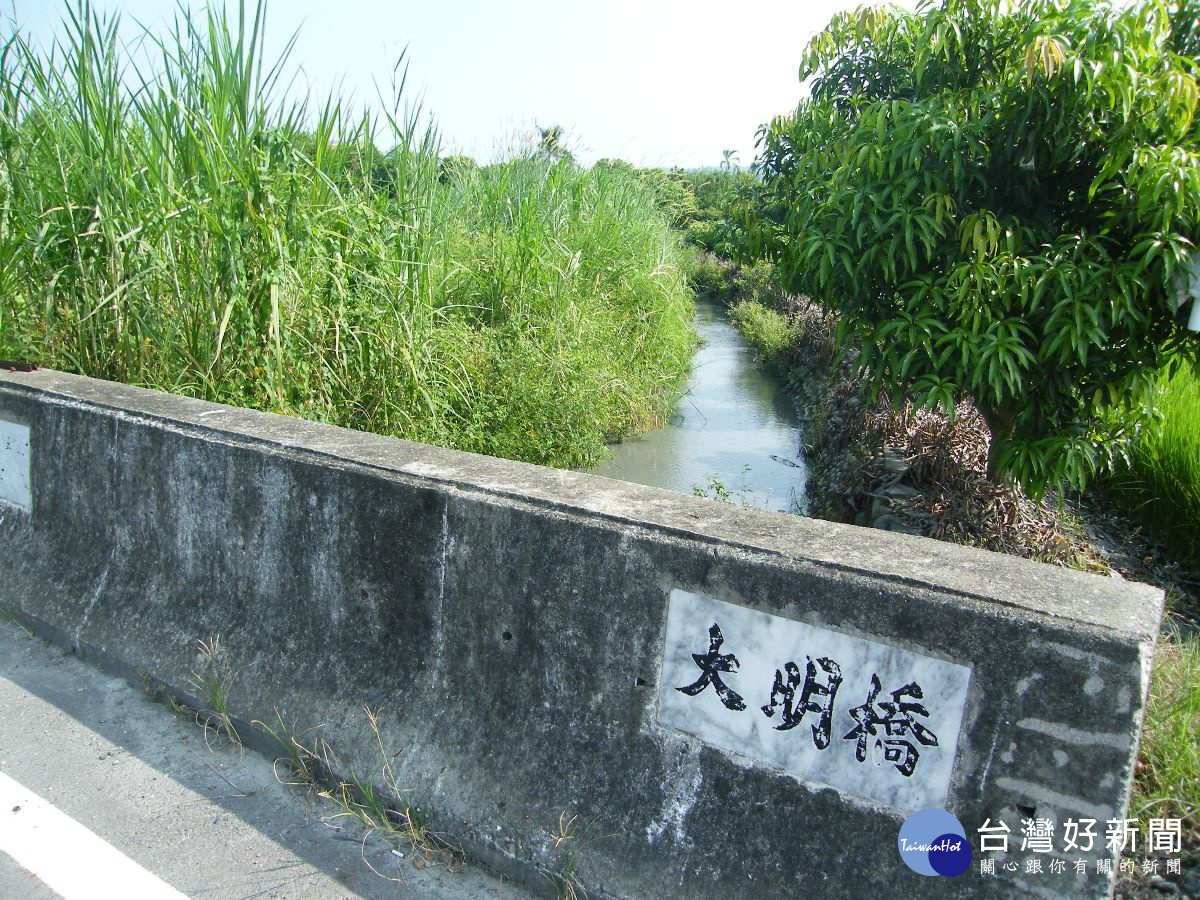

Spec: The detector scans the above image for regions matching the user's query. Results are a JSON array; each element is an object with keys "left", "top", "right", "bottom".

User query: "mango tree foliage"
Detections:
[
  {"left": 1172, "top": 0, "right": 1199, "bottom": 57},
  {"left": 757, "top": 0, "right": 1200, "bottom": 492}
]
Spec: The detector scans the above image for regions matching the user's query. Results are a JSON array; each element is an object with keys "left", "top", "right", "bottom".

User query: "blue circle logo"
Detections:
[{"left": 898, "top": 808, "right": 972, "bottom": 877}]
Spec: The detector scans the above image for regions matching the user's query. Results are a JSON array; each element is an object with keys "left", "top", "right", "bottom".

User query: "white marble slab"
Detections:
[
  {"left": 656, "top": 589, "right": 972, "bottom": 812},
  {"left": 0, "top": 420, "right": 30, "bottom": 511}
]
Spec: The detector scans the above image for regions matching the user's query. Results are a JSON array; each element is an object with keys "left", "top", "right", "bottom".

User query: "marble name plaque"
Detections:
[
  {"left": 657, "top": 589, "right": 972, "bottom": 812},
  {"left": 0, "top": 419, "right": 30, "bottom": 511}
]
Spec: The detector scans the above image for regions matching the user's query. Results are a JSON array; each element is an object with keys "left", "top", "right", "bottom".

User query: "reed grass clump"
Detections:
[
  {"left": 0, "top": 2, "right": 694, "bottom": 468},
  {"left": 1133, "top": 627, "right": 1200, "bottom": 845},
  {"left": 1109, "top": 366, "right": 1200, "bottom": 568}
]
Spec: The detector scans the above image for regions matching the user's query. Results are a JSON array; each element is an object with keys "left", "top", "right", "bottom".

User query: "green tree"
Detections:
[
  {"left": 758, "top": 0, "right": 1200, "bottom": 492},
  {"left": 683, "top": 168, "right": 771, "bottom": 259},
  {"left": 1171, "top": 0, "right": 1199, "bottom": 57},
  {"left": 535, "top": 123, "right": 572, "bottom": 163},
  {"left": 720, "top": 149, "right": 740, "bottom": 172}
]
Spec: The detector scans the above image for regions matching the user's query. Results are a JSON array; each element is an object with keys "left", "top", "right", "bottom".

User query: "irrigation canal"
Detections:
[{"left": 590, "top": 296, "right": 808, "bottom": 514}]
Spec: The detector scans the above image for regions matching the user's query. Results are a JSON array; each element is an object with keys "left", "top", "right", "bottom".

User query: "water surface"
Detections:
[{"left": 590, "top": 297, "right": 807, "bottom": 513}]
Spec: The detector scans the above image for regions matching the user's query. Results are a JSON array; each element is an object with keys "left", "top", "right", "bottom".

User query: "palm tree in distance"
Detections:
[
  {"left": 536, "top": 124, "right": 572, "bottom": 162},
  {"left": 720, "top": 149, "right": 740, "bottom": 172}
]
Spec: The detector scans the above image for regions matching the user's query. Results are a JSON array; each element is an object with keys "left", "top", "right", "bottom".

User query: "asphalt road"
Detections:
[{"left": 0, "top": 616, "right": 527, "bottom": 899}]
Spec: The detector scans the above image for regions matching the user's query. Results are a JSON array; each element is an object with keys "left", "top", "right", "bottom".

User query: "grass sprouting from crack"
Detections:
[
  {"left": 0, "top": 605, "right": 34, "bottom": 639},
  {"left": 188, "top": 635, "right": 241, "bottom": 747},
  {"left": 255, "top": 705, "right": 461, "bottom": 879},
  {"left": 548, "top": 812, "right": 586, "bottom": 900},
  {"left": 545, "top": 811, "right": 612, "bottom": 900},
  {"left": 252, "top": 709, "right": 326, "bottom": 788}
]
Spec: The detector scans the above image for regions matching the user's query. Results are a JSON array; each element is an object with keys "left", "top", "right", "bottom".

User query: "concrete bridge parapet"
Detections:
[{"left": 0, "top": 369, "right": 1163, "bottom": 898}]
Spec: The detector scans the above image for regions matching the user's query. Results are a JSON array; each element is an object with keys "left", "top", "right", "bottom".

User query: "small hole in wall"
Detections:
[
  {"left": 360, "top": 589, "right": 369, "bottom": 602},
  {"left": 1016, "top": 804, "right": 1036, "bottom": 819},
  {"left": 501, "top": 630, "right": 513, "bottom": 641},
  {"left": 635, "top": 677, "right": 651, "bottom": 688}
]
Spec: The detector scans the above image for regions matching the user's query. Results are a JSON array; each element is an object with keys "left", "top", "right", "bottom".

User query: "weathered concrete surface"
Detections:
[
  {"left": 0, "top": 617, "right": 525, "bottom": 898},
  {"left": 0, "top": 369, "right": 1165, "bottom": 898}
]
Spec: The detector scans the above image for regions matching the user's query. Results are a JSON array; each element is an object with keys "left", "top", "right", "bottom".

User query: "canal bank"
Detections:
[{"left": 590, "top": 296, "right": 808, "bottom": 513}]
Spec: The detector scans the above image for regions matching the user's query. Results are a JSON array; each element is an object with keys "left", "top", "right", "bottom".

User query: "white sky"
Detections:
[{"left": 16, "top": 0, "right": 923, "bottom": 168}]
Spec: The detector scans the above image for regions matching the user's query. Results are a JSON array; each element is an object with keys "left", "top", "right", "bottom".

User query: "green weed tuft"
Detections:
[
  {"left": 318, "top": 707, "right": 460, "bottom": 873},
  {"left": 546, "top": 811, "right": 610, "bottom": 900},
  {"left": 691, "top": 465, "right": 754, "bottom": 506},
  {"left": 252, "top": 709, "right": 326, "bottom": 788},
  {"left": 188, "top": 635, "right": 241, "bottom": 746}
]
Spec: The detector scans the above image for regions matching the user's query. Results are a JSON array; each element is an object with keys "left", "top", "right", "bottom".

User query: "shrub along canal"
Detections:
[{"left": 590, "top": 296, "right": 808, "bottom": 513}]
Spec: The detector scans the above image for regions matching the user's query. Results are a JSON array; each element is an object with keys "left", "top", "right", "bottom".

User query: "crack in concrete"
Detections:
[
  {"left": 432, "top": 494, "right": 449, "bottom": 689},
  {"left": 74, "top": 550, "right": 114, "bottom": 652},
  {"left": 978, "top": 706, "right": 1005, "bottom": 797}
]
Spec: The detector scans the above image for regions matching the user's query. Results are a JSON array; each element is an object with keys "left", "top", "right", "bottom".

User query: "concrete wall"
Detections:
[{"left": 0, "top": 369, "right": 1163, "bottom": 898}]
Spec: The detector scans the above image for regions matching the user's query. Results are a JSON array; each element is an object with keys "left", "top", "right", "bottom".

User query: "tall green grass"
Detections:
[
  {"left": 727, "top": 299, "right": 801, "bottom": 375},
  {"left": 1109, "top": 366, "right": 1200, "bottom": 567},
  {"left": 1134, "top": 628, "right": 1200, "bottom": 844},
  {"left": 0, "top": 2, "right": 694, "bottom": 468}
]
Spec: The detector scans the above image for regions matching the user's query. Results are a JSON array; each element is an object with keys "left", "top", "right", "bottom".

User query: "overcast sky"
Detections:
[{"left": 17, "top": 0, "right": 927, "bottom": 168}]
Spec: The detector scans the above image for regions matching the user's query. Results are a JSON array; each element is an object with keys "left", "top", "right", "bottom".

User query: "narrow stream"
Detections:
[{"left": 590, "top": 296, "right": 808, "bottom": 514}]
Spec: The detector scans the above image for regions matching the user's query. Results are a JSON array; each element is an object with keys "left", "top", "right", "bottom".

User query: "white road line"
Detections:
[{"left": 0, "top": 771, "right": 188, "bottom": 899}]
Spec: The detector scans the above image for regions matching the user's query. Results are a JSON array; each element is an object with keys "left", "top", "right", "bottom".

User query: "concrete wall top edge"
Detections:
[{"left": 0, "top": 369, "right": 1164, "bottom": 641}]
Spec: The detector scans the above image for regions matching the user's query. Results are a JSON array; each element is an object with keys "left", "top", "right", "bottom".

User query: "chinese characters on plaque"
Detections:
[
  {"left": 676, "top": 622, "right": 940, "bottom": 777},
  {"left": 657, "top": 590, "right": 972, "bottom": 811}
]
